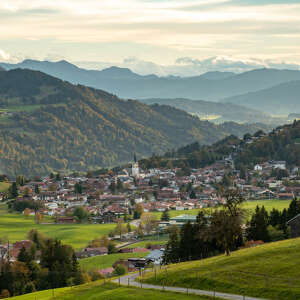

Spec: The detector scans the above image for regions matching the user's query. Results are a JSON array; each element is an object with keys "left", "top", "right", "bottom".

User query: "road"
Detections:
[{"left": 113, "top": 272, "right": 268, "bottom": 300}]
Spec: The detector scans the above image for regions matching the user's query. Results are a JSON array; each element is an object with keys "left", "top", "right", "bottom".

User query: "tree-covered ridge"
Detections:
[
  {"left": 139, "top": 120, "right": 300, "bottom": 171},
  {"left": 235, "top": 121, "right": 300, "bottom": 168},
  {"left": 0, "top": 69, "right": 269, "bottom": 177}
]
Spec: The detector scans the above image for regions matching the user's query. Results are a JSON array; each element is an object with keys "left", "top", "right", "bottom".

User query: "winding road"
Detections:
[{"left": 113, "top": 272, "right": 268, "bottom": 300}]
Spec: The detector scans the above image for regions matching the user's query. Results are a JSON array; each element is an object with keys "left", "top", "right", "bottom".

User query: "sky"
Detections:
[{"left": 0, "top": 0, "right": 300, "bottom": 76}]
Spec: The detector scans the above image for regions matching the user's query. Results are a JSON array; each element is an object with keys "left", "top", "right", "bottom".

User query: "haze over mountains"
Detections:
[
  {"left": 140, "top": 98, "right": 276, "bottom": 124},
  {"left": 0, "top": 68, "right": 270, "bottom": 177},
  {"left": 1, "top": 60, "right": 300, "bottom": 111},
  {"left": 221, "top": 81, "right": 300, "bottom": 114}
]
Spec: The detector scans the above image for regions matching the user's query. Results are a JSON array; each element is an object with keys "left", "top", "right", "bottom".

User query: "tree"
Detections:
[
  {"left": 16, "top": 175, "right": 25, "bottom": 186},
  {"left": 27, "top": 230, "right": 46, "bottom": 250},
  {"left": 246, "top": 206, "right": 270, "bottom": 242},
  {"left": 35, "top": 212, "right": 43, "bottom": 224},
  {"left": 74, "top": 182, "right": 83, "bottom": 195},
  {"left": 163, "top": 226, "right": 180, "bottom": 264},
  {"left": 24, "top": 208, "right": 31, "bottom": 218},
  {"left": 211, "top": 189, "right": 245, "bottom": 256},
  {"left": 10, "top": 182, "right": 18, "bottom": 198},
  {"left": 179, "top": 222, "right": 195, "bottom": 261},
  {"left": 161, "top": 209, "right": 170, "bottom": 221},
  {"left": 107, "top": 242, "right": 117, "bottom": 254},
  {"left": 141, "top": 213, "right": 157, "bottom": 234},
  {"left": 287, "top": 198, "right": 300, "bottom": 220},
  {"left": 134, "top": 203, "right": 144, "bottom": 219},
  {"left": 113, "top": 264, "right": 126, "bottom": 276},
  {"left": 109, "top": 181, "right": 116, "bottom": 194},
  {"left": 73, "top": 207, "right": 89, "bottom": 223},
  {"left": 114, "top": 219, "right": 127, "bottom": 238},
  {"left": 189, "top": 190, "right": 197, "bottom": 199},
  {"left": 126, "top": 222, "right": 132, "bottom": 233},
  {"left": 34, "top": 185, "right": 40, "bottom": 194},
  {"left": 17, "top": 246, "right": 31, "bottom": 264},
  {"left": 269, "top": 208, "right": 281, "bottom": 227}
]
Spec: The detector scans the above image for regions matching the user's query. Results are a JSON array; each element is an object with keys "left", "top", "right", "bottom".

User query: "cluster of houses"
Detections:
[
  {"left": 2, "top": 151, "right": 300, "bottom": 276},
  {"left": 3, "top": 154, "right": 299, "bottom": 225}
]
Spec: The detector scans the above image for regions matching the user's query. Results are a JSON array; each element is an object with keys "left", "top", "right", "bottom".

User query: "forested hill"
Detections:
[
  {"left": 139, "top": 121, "right": 300, "bottom": 171},
  {"left": 0, "top": 69, "right": 270, "bottom": 177}
]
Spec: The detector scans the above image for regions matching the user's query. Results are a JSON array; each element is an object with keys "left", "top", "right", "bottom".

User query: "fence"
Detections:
[{"left": 134, "top": 264, "right": 300, "bottom": 300}]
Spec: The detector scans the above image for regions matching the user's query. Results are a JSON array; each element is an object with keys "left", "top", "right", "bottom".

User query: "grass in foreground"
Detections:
[
  {"left": 10, "top": 282, "right": 218, "bottom": 300},
  {"left": 80, "top": 252, "right": 150, "bottom": 271},
  {"left": 0, "top": 212, "right": 115, "bottom": 249},
  {"left": 141, "top": 238, "right": 300, "bottom": 300}
]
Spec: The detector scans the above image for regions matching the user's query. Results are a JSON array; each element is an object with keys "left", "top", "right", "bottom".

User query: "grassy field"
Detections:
[
  {"left": 141, "top": 238, "right": 300, "bottom": 300},
  {"left": 150, "top": 199, "right": 291, "bottom": 219},
  {"left": 0, "top": 212, "right": 115, "bottom": 249},
  {"left": 10, "top": 282, "right": 217, "bottom": 300},
  {"left": 243, "top": 199, "right": 291, "bottom": 212},
  {"left": 126, "top": 240, "right": 168, "bottom": 249},
  {"left": 80, "top": 252, "right": 150, "bottom": 271},
  {"left": 0, "top": 181, "right": 10, "bottom": 192}
]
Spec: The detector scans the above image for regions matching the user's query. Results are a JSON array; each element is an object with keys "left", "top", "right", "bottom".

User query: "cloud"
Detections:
[
  {"left": 0, "top": 49, "right": 11, "bottom": 61},
  {"left": 0, "top": 0, "right": 300, "bottom": 66},
  {"left": 75, "top": 55, "right": 300, "bottom": 77}
]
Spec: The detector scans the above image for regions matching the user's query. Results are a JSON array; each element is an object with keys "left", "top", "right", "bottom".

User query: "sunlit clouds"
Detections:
[{"left": 0, "top": 0, "right": 300, "bottom": 74}]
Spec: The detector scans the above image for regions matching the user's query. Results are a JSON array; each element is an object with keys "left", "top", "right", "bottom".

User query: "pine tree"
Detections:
[
  {"left": 287, "top": 198, "right": 300, "bottom": 220},
  {"left": 163, "top": 226, "right": 180, "bottom": 264},
  {"left": 246, "top": 206, "right": 270, "bottom": 242},
  {"left": 10, "top": 182, "right": 18, "bottom": 198},
  {"left": 190, "top": 190, "right": 197, "bottom": 199},
  {"left": 161, "top": 209, "right": 170, "bottom": 221},
  {"left": 127, "top": 222, "right": 132, "bottom": 233},
  {"left": 34, "top": 185, "right": 40, "bottom": 194}
]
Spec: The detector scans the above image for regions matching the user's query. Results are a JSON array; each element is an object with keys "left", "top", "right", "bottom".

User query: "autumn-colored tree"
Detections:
[
  {"left": 114, "top": 219, "right": 128, "bottom": 238},
  {"left": 35, "top": 212, "right": 43, "bottom": 224},
  {"left": 141, "top": 213, "right": 158, "bottom": 234},
  {"left": 24, "top": 208, "right": 31, "bottom": 218}
]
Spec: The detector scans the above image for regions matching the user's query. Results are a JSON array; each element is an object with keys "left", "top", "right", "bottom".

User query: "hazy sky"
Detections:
[{"left": 1, "top": 0, "right": 300, "bottom": 75}]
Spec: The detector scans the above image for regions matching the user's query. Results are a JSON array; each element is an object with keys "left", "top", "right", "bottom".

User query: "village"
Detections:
[{"left": 1, "top": 152, "right": 299, "bottom": 278}]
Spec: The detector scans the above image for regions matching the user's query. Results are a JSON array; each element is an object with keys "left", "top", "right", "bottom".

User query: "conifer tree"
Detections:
[{"left": 161, "top": 209, "right": 170, "bottom": 221}]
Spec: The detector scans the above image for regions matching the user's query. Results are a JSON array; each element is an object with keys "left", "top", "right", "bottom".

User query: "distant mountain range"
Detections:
[
  {"left": 221, "top": 81, "right": 300, "bottom": 115},
  {"left": 140, "top": 98, "right": 279, "bottom": 124},
  {"left": 0, "top": 69, "right": 270, "bottom": 177},
  {"left": 1, "top": 60, "right": 300, "bottom": 105}
]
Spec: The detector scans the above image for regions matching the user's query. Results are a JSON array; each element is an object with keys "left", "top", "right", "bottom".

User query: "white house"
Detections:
[{"left": 254, "top": 164, "right": 263, "bottom": 171}]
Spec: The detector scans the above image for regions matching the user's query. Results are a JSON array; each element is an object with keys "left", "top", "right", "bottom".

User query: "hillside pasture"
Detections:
[{"left": 141, "top": 238, "right": 300, "bottom": 300}]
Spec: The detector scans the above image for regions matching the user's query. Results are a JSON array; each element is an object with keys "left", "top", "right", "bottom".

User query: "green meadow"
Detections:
[
  {"left": 0, "top": 181, "right": 10, "bottom": 192},
  {"left": 150, "top": 199, "right": 291, "bottom": 219},
  {"left": 126, "top": 239, "right": 168, "bottom": 249},
  {"left": 0, "top": 212, "right": 115, "bottom": 249},
  {"left": 141, "top": 238, "right": 300, "bottom": 300},
  {"left": 10, "top": 282, "right": 217, "bottom": 300}
]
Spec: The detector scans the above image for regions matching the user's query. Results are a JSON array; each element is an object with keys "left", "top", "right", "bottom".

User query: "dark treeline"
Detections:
[
  {"left": 246, "top": 198, "right": 300, "bottom": 242},
  {"left": 163, "top": 192, "right": 299, "bottom": 265},
  {"left": 140, "top": 120, "right": 300, "bottom": 172},
  {"left": 163, "top": 189, "right": 245, "bottom": 263},
  {"left": 0, "top": 230, "right": 90, "bottom": 298}
]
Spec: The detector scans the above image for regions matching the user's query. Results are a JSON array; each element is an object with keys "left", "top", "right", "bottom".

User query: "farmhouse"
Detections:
[{"left": 287, "top": 214, "right": 300, "bottom": 238}]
